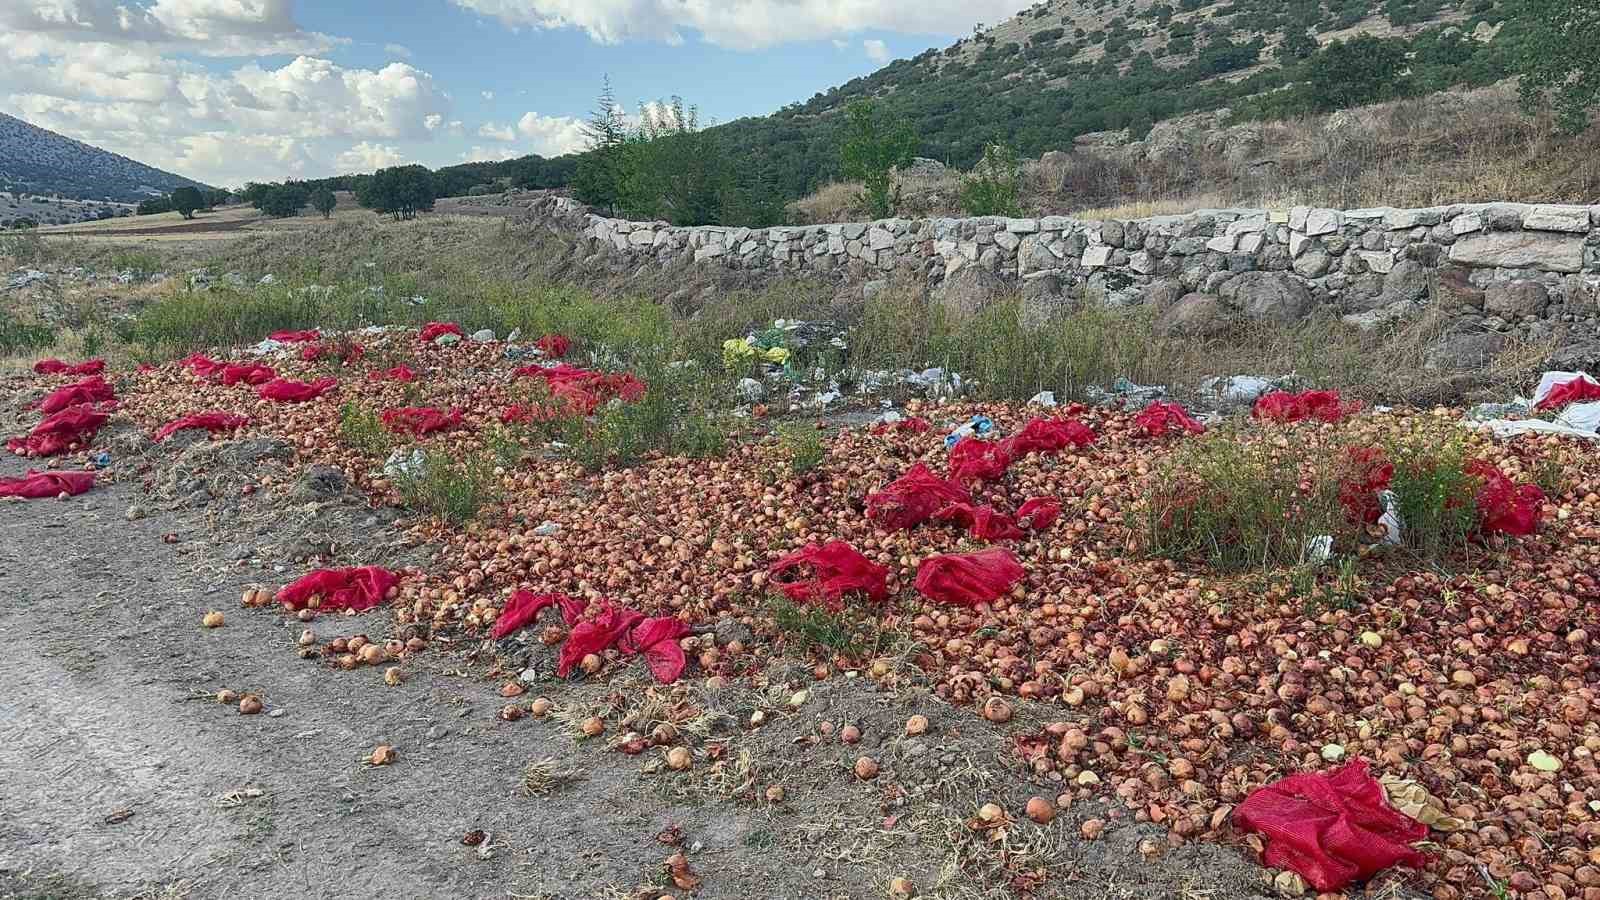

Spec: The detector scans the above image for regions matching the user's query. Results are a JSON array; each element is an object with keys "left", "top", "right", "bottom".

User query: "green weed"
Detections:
[
  {"left": 394, "top": 451, "right": 499, "bottom": 524},
  {"left": 338, "top": 402, "right": 394, "bottom": 456},
  {"left": 1383, "top": 430, "right": 1480, "bottom": 561},
  {"left": 766, "top": 595, "right": 892, "bottom": 659},
  {"left": 778, "top": 423, "right": 826, "bottom": 475}
]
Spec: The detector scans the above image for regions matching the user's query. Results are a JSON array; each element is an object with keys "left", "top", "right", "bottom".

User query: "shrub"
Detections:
[
  {"left": 339, "top": 402, "right": 394, "bottom": 456},
  {"left": 1142, "top": 429, "right": 1351, "bottom": 572},
  {"left": 779, "top": 423, "right": 826, "bottom": 475},
  {"left": 170, "top": 186, "right": 204, "bottom": 220},
  {"left": 0, "top": 308, "right": 54, "bottom": 355},
  {"left": 767, "top": 595, "right": 893, "bottom": 657},
  {"left": 394, "top": 450, "right": 499, "bottom": 524},
  {"left": 310, "top": 188, "right": 337, "bottom": 219},
  {"left": 1382, "top": 431, "right": 1480, "bottom": 560},
  {"left": 558, "top": 356, "right": 734, "bottom": 470},
  {"left": 839, "top": 101, "right": 919, "bottom": 219},
  {"left": 959, "top": 141, "right": 1022, "bottom": 217}
]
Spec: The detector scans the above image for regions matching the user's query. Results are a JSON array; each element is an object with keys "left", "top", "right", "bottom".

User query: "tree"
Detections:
[
  {"left": 959, "top": 141, "right": 1022, "bottom": 217},
  {"left": 1306, "top": 35, "right": 1407, "bottom": 112},
  {"left": 256, "top": 183, "right": 308, "bottom": 218},
  {"left": 839, "top": 100, "right": 919, "bottom": 219},
  {"left": 1513, "top": 0, "right": 1600, "bottom": 134},
  {"left": 170, "top": 186, "right": 203, "bottom": 219},
  {"left": 136, "top": 197, "right": 172, "bottom": 216},
  {"left": 572, "top": 77, "right": 629, "bottom": 213},
  {"left": 355, "top": 165, "right": 438, "bottom": 220},
  {"left": 310, "top": 187, "right": 337, "bottom": 218}
]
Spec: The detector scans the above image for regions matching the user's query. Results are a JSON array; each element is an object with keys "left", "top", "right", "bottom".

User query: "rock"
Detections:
[
  {"left": 899, "top": 157, "right": 947, "bottom": 178},
  {"left": 1343, "top": 301, "right": 1417, "bottom": 331},
  {"left": 1424, "top": 331, "right": 1507, "bottom": 370},
  {"left": 1081, "top": 245, "right": 1113, "bottom": 267},
  {"left": 1546, "top": 341, "right": 1600, "bottom": 372},
  {"left": 1450, "top": 212, "right": 1483, "bottom": 235},
  {"left": 862, "top": 279, "right": 887, "bottom": 302},
  {"left": 1434, "top": 265, "right": 1484, "bottom": 310},
  {"left": 1449, "top": 232, "right": 1584, "bottom": 273},
  {"left": 932, "top": 266, "right": 1007, "bottom": 319},
  {"left": 1143, "top": 278, "right": 1185, "bottom": 310},
  {"left": 1524, "top": 204, "right": 1589, "bottom": 233},
  {"left": 1304, "top": 208, "right": 1343, "bottom": 237},
  {"left": 714, "top": 618, "right": 755, "bottom": 647},
  {"left": 1379, "top": 259, "right": 1429, "bottom": 305},
  {"left": 470, "top": 329, "right": 496, "bottom": 342},
  {"left": 1484, "top": 280, "right": 1550, "bottom": 319},
  {"left": 1218, "top": 271, "right": 1314, "bottom": 325},
  {"left": 1291, "top": 247, "right": 1332, "bottom": 279},
  {"left": 1155, "top": 293, "right": 1233, "bottom": 338}
]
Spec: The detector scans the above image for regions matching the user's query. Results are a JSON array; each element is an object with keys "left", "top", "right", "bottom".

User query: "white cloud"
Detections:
[
  {"left": 384, "top": 42, "right": 413, "bottom": 58},
  {"left": 830, "top": 38, "right": 847, "bottom": 50},
  {"left": 0, "top": 0, "right": 339, "bottom": 56},
  {"left": 335, "top": 141, "right": 406, "bottom": 172},
  {"left": 478, "top": 121, "right": 516, "bottom": 141},
  {"left": 460, "top": 145, "right": 521, "bottom": 162},
  {"left": 863, "top": 39, "right": 889, "bottom": 63},
  {"left": 447, "top": 0, "right": 1032, "bottom": 50},
  {"left": 516, "top": 111, "right": 586, "bottom": 156},
  {"left": 481, "top": 90, "right": 495, "bottom": 100}
]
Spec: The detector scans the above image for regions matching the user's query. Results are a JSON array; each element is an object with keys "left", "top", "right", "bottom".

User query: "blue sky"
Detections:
[{"left": 0, "top": 0, "right": 1032, "bottom": 187}]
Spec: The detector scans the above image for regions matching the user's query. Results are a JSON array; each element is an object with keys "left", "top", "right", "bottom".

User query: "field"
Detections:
[{"left": 0, "top": 215, "right": 1593, "bottom": 900}]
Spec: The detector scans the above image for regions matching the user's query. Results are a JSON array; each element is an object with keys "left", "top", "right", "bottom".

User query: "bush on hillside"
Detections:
[{"left": 356, "top": 165, "right": 438, "bottom": 220}]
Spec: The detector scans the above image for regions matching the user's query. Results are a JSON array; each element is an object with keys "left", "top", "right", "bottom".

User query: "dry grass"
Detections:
[
  {"left": 521, "top": 756, "right": 583, "bottom": 796},
  {"left": 790, "top": 82, "right": 1600, "bottom": 223}
]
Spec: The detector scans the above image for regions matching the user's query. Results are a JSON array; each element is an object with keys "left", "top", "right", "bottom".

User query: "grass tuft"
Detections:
[{"left": 393, "top": 450, "right": 499, "bottom": 524}]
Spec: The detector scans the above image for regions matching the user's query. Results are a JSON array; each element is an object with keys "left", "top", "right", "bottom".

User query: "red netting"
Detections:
[
  {"left": 258, "top": 377, "right": 338, "bottom": 403},
  {"left": 1016, "top": 497, "right": 1062, "bottom": 531},
  {"left": 38, "top": 376, "right": 115, "bottom": 414},
  {"left": 1535, "top": 375, "right": 1600, "bottom": 411},
  {"left": 154, "top": 412, "right": 250, "bottom": 442},
  {"left": 380, "top": 406, "right": 465, "bottom": 436},
  {"left": 949, "top": 438, "right": 1014, "bottom": 483},
  {"left": 1135, "top": 401, "right": 1206, "bottom": 438},
  {"left": 268, "top": 329, "right": 320, "bottom": 343},
  {"left": 914, "top": 548, "right": 1026, "bottom": 607},
  {"left": 275, "top": 566, "right": 398, "bottom": 613},
  {"left": 1253, "top": 390, "right": 1360, "bottom": 424},
  {"left": 999, "top": 418, "right": 1097, "bottom": 457},
  {"left": 0, "top": 469, "right": 96, "bottom": 499},
  {"left": 6, "top": 404, "right": 110, "bottom": 456},
  {"left": 219, "top": 363, "right": 276, "bottom": 386},
  {"left": 418, "top": 322, "right": 465, "bottom": 343},
  {"left": 1467, "top": 460, "right": 1545, "bottom": 537},
  {"left": 768, "top": 541, "right": 890, "bottom": 608},
  {"left": 866, "top": 462, "right": 972, "bottom": 531},
  {"left": 535, "top": 334, "right": 572, "bottom": 357},
  {"left": 367, "top": 365, "right": 416, "bottom": 382},
  {"left": 33, "top": 358, "right": 105, "bottom": 376},
  {"left": 1338, "top": 446, "right": 1394, "bottom": 525}
]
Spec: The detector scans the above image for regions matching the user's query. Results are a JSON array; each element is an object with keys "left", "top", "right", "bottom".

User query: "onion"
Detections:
[
  {"left": 1080, "top": 818, "right": 1105, "bottom": 840},
  {"left": 581, "top": 716, "right": 605, "bottom": 737},
  {"left": 905, "top": 715, "right": 929, "bottom": 736},
  {"left": 529, "top": 697, "right": 553, "bottom": 717},
  {"left": 500, "top": 704, "right": 525, "bottom": 721},
  {"left": 500, "top": 681, "right": 525, "bottom": 698},
  {"left": 383, "top": 666, "right": 402, "bottom": 686},
  {"left": 201, "top": 611, "right": 225, "bottom": 628},
  {"left": 238, "top": 695, "right": 263, "bottom": 715},
  {"left": 369, "top": 745, "right": 396, "bottom": 766},
  {"left": 840, "top": 724, "right": 861, "bottom": 744},
  {"left": 216, "top": 689, "right": 239, "bottom": 704},
  {"left": 977, "top": 802, "right": 1005, "bottom": 824},
  {"left": 853, "top": 756, "right": 879, "bottom": 780},
  {"left": 982, "top": 697, "right": 1013, "bottom": 723},
  {"left": 665, "top": 747, "right": 692, "bottom": 770},
  {"left": 764, "top": 784, "right": 785, "bottom": 803},
  {"left": 1025, "top": 796, "right": 1056, "bottom": 824},
  {"left": 889, "top": 875, "right": 916, "bottom": 897},
  {"left": 580, "top": 654, "right": 603, "bottom": 675}
]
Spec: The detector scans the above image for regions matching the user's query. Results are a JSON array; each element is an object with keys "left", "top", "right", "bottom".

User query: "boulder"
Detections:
[
  {"left": 1143, "top": 278, "right": 1185, "bottom": 310},
  {"left": 1292, "top": 247, "right": 1332, "bottom": 278},
  {"left": 1155, "top": 293, "right": 1234, "bottom": 338},
  {"left": 1424, "top": 331, "right": 1508, "bottom": 371},
  {"left": 1448, "top": 232, "right": 1584, "bottom": 273},
  {"left": 1218, "top": 271, "right": 1315, "bottom": 325},
  {"left": 1434, "top": 265, "right": 1483, "bottom": 310},
  {"left": 1545, "top": 341, "right": 1600, "bottom": 372},
  {"left": 933, "top": 266, "right": 1008, "bottom": 319},
  {"left": 1379, "top": 259, "right": 1429, "bottom": 305},
  {"left": 1483, "top": 280, "right": 1550, "bottom": 320}
]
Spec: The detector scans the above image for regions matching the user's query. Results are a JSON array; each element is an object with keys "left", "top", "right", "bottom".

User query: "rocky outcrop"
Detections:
[{"left": 526, "top": 196, "right": 1600, "bottom": 362}]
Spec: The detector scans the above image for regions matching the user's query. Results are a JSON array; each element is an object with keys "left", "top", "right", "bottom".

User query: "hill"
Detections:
[
  {"left": 707, "top": 0, "right": 1527, "bottom": 199},
  {"left": 0, "top": 112, "right": 210, "bottom": 203}
]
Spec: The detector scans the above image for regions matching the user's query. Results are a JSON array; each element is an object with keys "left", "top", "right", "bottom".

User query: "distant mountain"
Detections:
[{"left": 0, "top": 112, "right": 210, "bottom": 203}]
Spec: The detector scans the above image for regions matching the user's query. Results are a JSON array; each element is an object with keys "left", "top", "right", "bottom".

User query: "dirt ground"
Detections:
[{"left": 0, "top": 419, "right": 1293, "bottom": 900}]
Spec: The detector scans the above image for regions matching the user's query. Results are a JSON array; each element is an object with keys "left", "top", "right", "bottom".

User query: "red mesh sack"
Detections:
[
  {"left": 1000, "top": 418, "right": 1096, "bottom": 457},
  {"left": 181, "top": 353, "right": 225, "bottom": 379},
  {"left": 1535, "top": 374, "right": 1600, "bottom": 411},
  {"left": 950, "top": 438, "right": 1013, "bottom": 483},
  {"left": 871, "top": 417, "right": 932, "bottom": 435},
  {"left": 500, "top": 403, "right": 565, "bottom": 425},
  {"left": 866, "top": 462, "right": 972, "bottom": 530},
  {"left": 620, "top": 616, "right": 692, "bottom": 683},
  {"left": 34, "top": 358, "right": 105, "bottom": 376},
  {"left": 258, "top": 377, "right": 337, "bottom": 403},
  {"left": 535, "top": 334, "right": 572, "bottom": 357},
  {"left": 220, "top": 363, "right": 276, "bottom": 386},
  {"left": 1337, "top": 447, "right": 1394, "bottom": 525},
  {"left": 7, "top": 404, "right": 110, "bottom": 456},
  {"left": 38, "top": 376, "right": 115, "bottom": 414},
  {"left": 914, "top": 549, "right": 1025, "bottom": 607},
  {"left": 1135, "top": 401, "right": 1206, "bottom": 438},
  {"left": 381, "top": 406, "right": 465, "bottom": 436},
  {"left": 302, "top": 342, "right": 364, "bottom": 363},
  {"left": 418, "top": 322, "right": 465, "bottom": 343},
  {"left": 269, "top": 329, "right": 320, "bottom": 343},
  {"left": 275, "top": 566, "right": 398, "bottom": 613},
  {"left": 1233, "top": 758, "right": 1429, "bottom": 892},
  {"left": 154, "top": 412, "right": 249, "bottom": 442},
  {"left": 0, "top": 469, "right": 96, "bottom": 499},
  {"left": 367, "top": 364, "right": 416, "bottom": 383},
  {"left": 1253, "top": 390, "right": 1359, "bottom": 424},
  {"left": 1016, "top": 497, "right": 1062, "bottom": 531},
  {"left": 557, "top": 603, "right": 645, "bottom": 677},
  {"left": 934, "top": 502, "right": 1026, "bottom": 541},
  {"left": 1467, "top": 460, "right": 1545, "bottom": 537},
  {"left": 491, "top": 591, "right": 583, "bottom": 639},
  {"left": 769, "top": 541, "right": 890, "bottom": 608}
]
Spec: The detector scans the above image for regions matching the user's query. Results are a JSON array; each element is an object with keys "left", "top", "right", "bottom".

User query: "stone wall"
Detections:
[{"left": 525, "top": 195, "right": 1600, "bottom": 367}]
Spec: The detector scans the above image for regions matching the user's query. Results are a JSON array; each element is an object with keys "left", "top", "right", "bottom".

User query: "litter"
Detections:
[
  {"left": 933, "top": 502, "right": 1026, "bottom": 541},
  {"left": 275, "top": 566, "right": 399, "bottom": 613},
  {"left": 380, "top": 407, "right": 465, "bottom": 436},
  {"left": 0, "top": 469, "right": 95, "bottom": 499},
  {"left": 534, "top": 334, "right": 572, "bottom": 357},
  {"left": 219, "top": 363, "right": 276, "bottom": 386},
  {"left": 1199, "top": 374, "right": 1274, "bottom": 406},
  {"left": 866, "top": 462, "right": 972, "bottom": 531},
  {"left": 1337, "top": 447, "right": 1393, "bottom": 526},
  {"left": 1134, "top": 401, "right": 1205, "bottom": 438},
  {"left": 268, "top": 329, "right": 320, "bottom": 343},
  {"left": 914, "top": 548, "right": 1026, "bottom": 607},
  {"left": 6, "top": 404, "right": 110, "bottom": 456},
  {"left": 943, "top": 414, "right": 995, "bottom": 449},
  {"left": 153, "top": 412, "right": 249, "bottom": 442},
  {"left": 33, "top": 358, "right": 105, "bottom": 376},
  {"left": 999, "top": 417, "right": 1096, "bottom": 457},
  {"left": 618, "top": 615, "right": 693, "bottom": 684},
  {"left": 418, "top": 322, "right": 465, "bottom": 344},
  {"left": 181, "top": 353, "right": 226, "bottom": 379},
  {"left": 1532, "top": 371, "right": 1600, "bottom": 410},
  {"left": 383, "top": 447, "right": 427, "bottom": 479},
  {"left": 557, "top": 602, "right": 645, "bottom": 677},
  {"left": 1233, "top": 758, "right": 1428, "bottom": 893},
  {"left": 258, "top": 377, "right": 338, "bottom": 403},
  {"left": 37, "top": 376, "right": 115, "bottom": 414},
  {"left": 768, "top": 541, "right": 890, "bottom": 609},
  {"left": 1303, "top": 535, "right": 1334, "bottom": 566},
  {"left": 871, "top": 415, "right": 931, "bottom": 435},
  {"left": 949, "top": 437, "right": 1013, "bottom": 483},
  {"left": 1467, "top": 460, "right": 1545, "bottom": 537},
  {"left": 1377, "top": 491, "right": 1403, "bottom": 545},
  {"left": 1016, "top": 497, "right": 1061, "bottom": 530},
  {"left": 1254, "top": 390, "right": 1360, "bottom": 424},
  {"left": 1028, "top": 391, "right": 1057, "bottom": 407},
  {"left": 1085, "top": 376, "right": 1166, "bottom": 408},
  {"left": 491, "top": 591, "right": 585, "bottom": 639}
]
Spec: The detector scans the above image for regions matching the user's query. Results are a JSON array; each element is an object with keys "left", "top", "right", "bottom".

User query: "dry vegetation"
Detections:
[{"left": 791, "top": 83, "right": 1600, "bottom": 223}]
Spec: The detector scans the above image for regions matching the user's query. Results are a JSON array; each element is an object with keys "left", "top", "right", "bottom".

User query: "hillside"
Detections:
[
  {"left": 0, "top": 112, "right": 209, "bottom": 203},
  {"left": 708, "top": 0, "right": 1526, "bottom": 199}
]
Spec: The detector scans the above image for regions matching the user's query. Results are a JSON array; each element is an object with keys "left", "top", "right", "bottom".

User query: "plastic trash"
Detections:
[
  {"left": 1377, "top": 491, "right": 1403, "bottom": 545},
  {"left": 1303, "top": 535, "right": 1334, "bottom": 566},
  {"left": 1234, "top": 758, "right": 1428, "bottom": 893},
  {"left": 1468, "top": 460, "right": 1545, "bottom": 537},
  {"left": 534, "top": 334, "right": 571, "bottom": 357},
  {"left": 1028, "top": 391, "right": 1058, "bottom": 407},
  {"left": 866, "top": 462, "right": 972, "bottom": 531},
  {"left": 1532, "top": 371, "right": 1600, "bottom": 410},
  {"left": 943, "top": 415, "right": 995, "bottom": 449},
  {"left": 90, "top": 451, "right": 112, "bottom": 469},
  {"left": 258, "top": 377, "right": 337, "bottom": 403},
  {"left": 768, "top": 541, "right": 890, "bottom": 609},
  {"left": 0, "top": 469, "right": 95, "bottom": 499},
  {"left": 275, "top": 566, "right": 398, "bottom": 613},
  {"left": 949, "top": 437, "right": 1013, "bottom": 483},
  {"left": 1085, "top": 376, "right": 1166, "bottom": 408},
  {"left": 914, "top": 548, "right": 1025, "bottom": 607},
  {"left": 383, "top": 447, "right": 427, "bottom": 479},
  {"left": 418, "top": 322, "right": 465, "bottom": 344},
  {"left": 153, "top": 412, "right": 249, "bottom": 442},
  {"left": 1200, "top": 374, "right": 1275, "bottom": 406}
]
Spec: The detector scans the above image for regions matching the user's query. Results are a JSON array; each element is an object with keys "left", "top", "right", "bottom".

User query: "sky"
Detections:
[{"left": 0, "top": 0, "right": 1035, "bottom": 188}]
